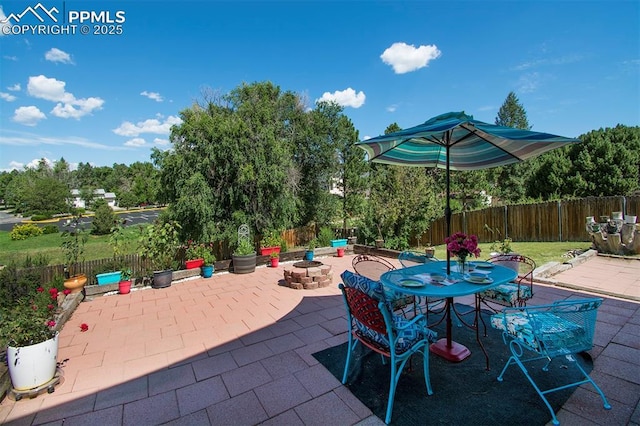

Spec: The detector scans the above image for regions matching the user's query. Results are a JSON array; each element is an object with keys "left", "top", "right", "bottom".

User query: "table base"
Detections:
[{"left": 430, "top": 338, "right": 471, "bottom": 362}]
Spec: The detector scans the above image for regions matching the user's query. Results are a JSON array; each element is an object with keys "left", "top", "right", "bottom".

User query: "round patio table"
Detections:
[{"left": 380, "top": 260, "right": 517, "bottom": 369}]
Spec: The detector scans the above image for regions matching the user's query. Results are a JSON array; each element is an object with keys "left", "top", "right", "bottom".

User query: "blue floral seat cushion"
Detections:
[
  {"left": 341, "top": 270, "right": 437, "bottom": 353},
  {"left": 354, "top": 315, "right": 438, "bottom": 354},
  {"left": 491, "top": 311, "right": 586, "bottom": 354},
  {"left": 479, "top": 282, "right": 532, "bottom": 306}
]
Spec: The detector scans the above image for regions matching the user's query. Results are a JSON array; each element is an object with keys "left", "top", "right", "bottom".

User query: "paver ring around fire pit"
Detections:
[{"left": 283, "top": 260, "right": 333, "bottom": 290}]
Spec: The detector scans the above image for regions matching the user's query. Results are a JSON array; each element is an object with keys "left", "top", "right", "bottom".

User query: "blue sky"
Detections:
[{"left": 1, "top": 0, "right": 638, "bottom": 171}]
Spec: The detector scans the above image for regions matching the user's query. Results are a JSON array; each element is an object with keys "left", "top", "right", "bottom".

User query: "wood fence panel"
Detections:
[
  {"left": 561, "top": 197, "right": 616, "bottom": 241},
  {"left": 624, "top": 195, "right": 640, "bottom": 218}
]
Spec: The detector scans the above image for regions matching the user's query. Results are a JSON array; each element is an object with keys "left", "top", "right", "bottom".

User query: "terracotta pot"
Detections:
[
  {"left": 336, "top": 247, "right": 345, "bottom": 257},
  {"left": 63, "top": 274, "right": 87, "bottom": 294}
]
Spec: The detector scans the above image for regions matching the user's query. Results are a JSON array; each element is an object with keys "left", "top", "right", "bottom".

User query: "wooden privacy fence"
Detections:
[{"left": 420, "top": 195, "right": 640, "bottom": 246}]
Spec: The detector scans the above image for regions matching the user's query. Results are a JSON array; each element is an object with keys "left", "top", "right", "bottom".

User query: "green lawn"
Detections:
[
  {"left": 0, "top": 227, "right": 143, "bottom": 266},
  {"left": 420, "top": 241, "right": 595, "bottom": 269},
  {"left": 1, "top": 226, "right": 595, "bottom": 269}
]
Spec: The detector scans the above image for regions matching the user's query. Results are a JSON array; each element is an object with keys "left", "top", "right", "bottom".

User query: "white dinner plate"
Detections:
[
  {"left": 464, "top": 276, "right": 494, "bottom": 285},
  {"left": 474, "top": 261, "right": 495, "bottom": 269},
  {"left": 399, "top": 278, "right": 425, "bottom": 287}
]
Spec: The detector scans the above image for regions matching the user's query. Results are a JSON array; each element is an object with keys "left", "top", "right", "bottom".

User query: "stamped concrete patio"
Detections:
[{"left": 0, "top": 253, "right": 638, "bottom": 425}]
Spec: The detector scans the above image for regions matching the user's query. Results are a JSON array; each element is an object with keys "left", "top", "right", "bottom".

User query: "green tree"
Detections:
[
  {"left": 160, "top": 82, "right": 303, "bottom": 242},
  {"left": 567, "top": 125, "right": 639, "bottom": 197},
  {"left": 491, "top": 91, "right": 533, "bottom": 203},
  {"left": 91, "top": 199, "right": 116, "bottom": 235},
  {"left": 362, "top": 123, "right": 439, "bottom": 249},
  {"left": 336, "top": 114, "right": 368, "bottom": 237}
]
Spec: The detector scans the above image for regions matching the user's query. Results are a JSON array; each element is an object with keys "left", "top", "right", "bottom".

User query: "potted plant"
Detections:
[
  {"left": 139, "top": 220, "right": 181, "bottom": 289},
  {"left": 232, "top": 238, "right": 256, "bottom": 274},
  {"left": 119, "top": 268, "right": 132, "bottom": 294},
  {"left": 305, "top": 238, "right": 317, "bottom": 261},
  {"left": 60, "top": 213, "right": 89, "bottom": 293},
  {"left": 201, "top": 244, "right": 216, "bottom": 278},
  {"left": 184, "top": 241, "right": 206, "bottom": 269},
  {"left": 269, "top": 250, "right": 279, "bottom": 267},
  {"left": 0, "top": 277, "right": 63, "bottom": 391},
  {"left": 260, "top": 231, "right": 282, "bottom": 256}
]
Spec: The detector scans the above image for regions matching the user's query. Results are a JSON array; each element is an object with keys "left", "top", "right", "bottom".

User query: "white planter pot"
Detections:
[
  {"left": 625, "top": 215, "right": 637, "bottom": 224},
  {"left": 7, "top": 333, "right": 59, "bottom": 391}
]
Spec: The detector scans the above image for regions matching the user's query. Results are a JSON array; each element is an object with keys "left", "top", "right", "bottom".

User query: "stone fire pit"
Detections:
[{"left": 283, "top": 260, "right": 333, "bottom": 290}]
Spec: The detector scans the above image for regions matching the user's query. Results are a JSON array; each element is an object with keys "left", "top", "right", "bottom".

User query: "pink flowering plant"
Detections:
[
  {"left": 185, "top": 241, "right": 216, "bottom": 266},
  {"left": 0, "top": 277, "right": 65, "bottom": 347},
  {"left": 444, "top": 232, "right": 481, "bottom": 262}
]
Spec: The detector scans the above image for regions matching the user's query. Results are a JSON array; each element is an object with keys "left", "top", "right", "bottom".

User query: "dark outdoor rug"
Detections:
[{"left": 313, "top": 305, "right": 593, "bottom": 425}]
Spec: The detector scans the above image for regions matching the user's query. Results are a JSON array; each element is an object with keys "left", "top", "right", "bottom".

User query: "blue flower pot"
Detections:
[
  {"left": 96, "top": 271, "right": 122, "bottom": 285},
  {"left": 305, "top": 250, "right": 314, "bottom": 261},
  {"left": 202, "top": 265, "right": 214, "bottom": 278}
]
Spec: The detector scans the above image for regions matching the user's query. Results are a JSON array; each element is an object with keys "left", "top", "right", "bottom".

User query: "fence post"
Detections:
[
  {"left": 558, "top": 200, "right": 562, "bottom": 242},
  {"left": 503, "top": 205, "right": 508, "bottom": 238}
]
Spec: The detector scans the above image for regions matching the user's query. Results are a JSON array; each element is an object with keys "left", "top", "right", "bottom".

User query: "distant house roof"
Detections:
[
  {"left": 71, "top": 189, "right": 80, "bottom": 196},
  {"left": 94, "top": 189, "right": 106, "bottom": 195},
  {"left": 104, "top": 192, "right": 116, "bottom": 199}
]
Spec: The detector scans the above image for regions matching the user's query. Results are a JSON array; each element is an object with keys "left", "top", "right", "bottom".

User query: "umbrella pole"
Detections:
[{"left": 445, "top": 144, "right": 451, "bottom": 275}]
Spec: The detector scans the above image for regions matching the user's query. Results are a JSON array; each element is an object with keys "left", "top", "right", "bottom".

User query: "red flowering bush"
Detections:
[
  {"left": 0, "top": 276, "right": 64, "bottom": 347},
  {"left": 445, "top": 232, "right": 481, "bottom": 261}
]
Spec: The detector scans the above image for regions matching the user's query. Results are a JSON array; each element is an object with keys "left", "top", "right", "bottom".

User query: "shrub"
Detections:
[
  {"left": 92, "top": 202, "right": 116, "bottom": 235},
  {"left": 317, "top": 226, "right": 335, "bottom": 247},
  {"left": 42, "top": 225, "right": 59, "bottom": 234},
  {"left": 10, "top": 223, "right": 43, "bottom": 240},
  {"left": 30, "top": 213, "right": 52, "bottom": 221}
]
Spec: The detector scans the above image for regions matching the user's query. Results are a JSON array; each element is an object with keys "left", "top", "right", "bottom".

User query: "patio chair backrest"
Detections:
[
  {"left": 352, "top": 254, "right": 395, "bottom": 281},
  {"left": 492, "top": 298, "right": 602, "bottom": 358},
  {"left": 488, "top": 254, "right": 536, "bottom": 282}
]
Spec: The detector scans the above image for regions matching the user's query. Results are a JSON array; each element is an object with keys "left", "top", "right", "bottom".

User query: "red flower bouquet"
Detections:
[{"left": 444, "top": 232, "right": 481, "bottom": 262}]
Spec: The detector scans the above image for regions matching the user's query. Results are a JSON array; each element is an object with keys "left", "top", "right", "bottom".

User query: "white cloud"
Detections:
[
  {"left": 316, "top": 88, "right": 366, "bottom": 108},
  {"left": 7, "top": 161, "right": 25, "bottom": 171},
  {"left": 0, "top": 129, "right": 130, "bottom": 151},
  {"left": 26, "top": 157, "right": 53, "bottom": 169},
  {"left": 386, "top": 104, "right": 398, "bottom": 113},
  {"left": 7, "top": 83, "right": 20, "bottom": 91},
  {"left": 13, "top": 106, "right": 46, "bottom": 126},
  {"left": 27, "top": 75, "right": 104, "bottom": 118},
  {"left": 154, "top": 137, "right": 169, "bottom": 146},
  {"left": 51, "top": 97, "right": 104, "bottom": 119},
  {"left": 380, "top": 42, "right": 441, "bottom": 74},
  {"left": 113, "top": 115, "right": 183, "bottom": 137},
  {"left": 516, "top": 72, "right": 541, "bottom": 93},
  {"left": 28, "top": 75, "right": 74, "bottom": 103},
  {"left": 124, "top": 137, "right": 147, "bottom": 147},
  {"left": 1, "top": 92, "right": 17, "bottom": 101},
  {"left": 141, "top": 91, "right": 163, "bottom": 102},
  {"left": 45, "top": 48, "right": 73, "bottom": 64}
]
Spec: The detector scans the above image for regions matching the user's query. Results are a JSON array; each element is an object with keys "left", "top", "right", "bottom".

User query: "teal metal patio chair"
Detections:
[
  {"left": 490, "top": 298, "right": 611, "bottom": 425},
  {"left": 352, "top": 254, "right": 414, "bottom": 316},
  {"left": 478, "top": 254, "right": 536, "bottom": 312},
  {"left": 339, "top": 270, "right": 437, "bottom": 424}
]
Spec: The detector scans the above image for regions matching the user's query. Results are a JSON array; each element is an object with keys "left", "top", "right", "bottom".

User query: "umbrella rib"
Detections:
[{"left": 459, "top": 122, "right": 524, "bottom": 161}]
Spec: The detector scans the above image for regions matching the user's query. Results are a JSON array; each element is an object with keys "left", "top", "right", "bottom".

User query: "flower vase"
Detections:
[{"left": 457, "top": 258, "right": 467, "bottom": 275}]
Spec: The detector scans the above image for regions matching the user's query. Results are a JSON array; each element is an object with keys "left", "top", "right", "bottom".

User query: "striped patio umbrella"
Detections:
[{"left": 356, "top": 111, "right": 580, "bottom": 270}]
